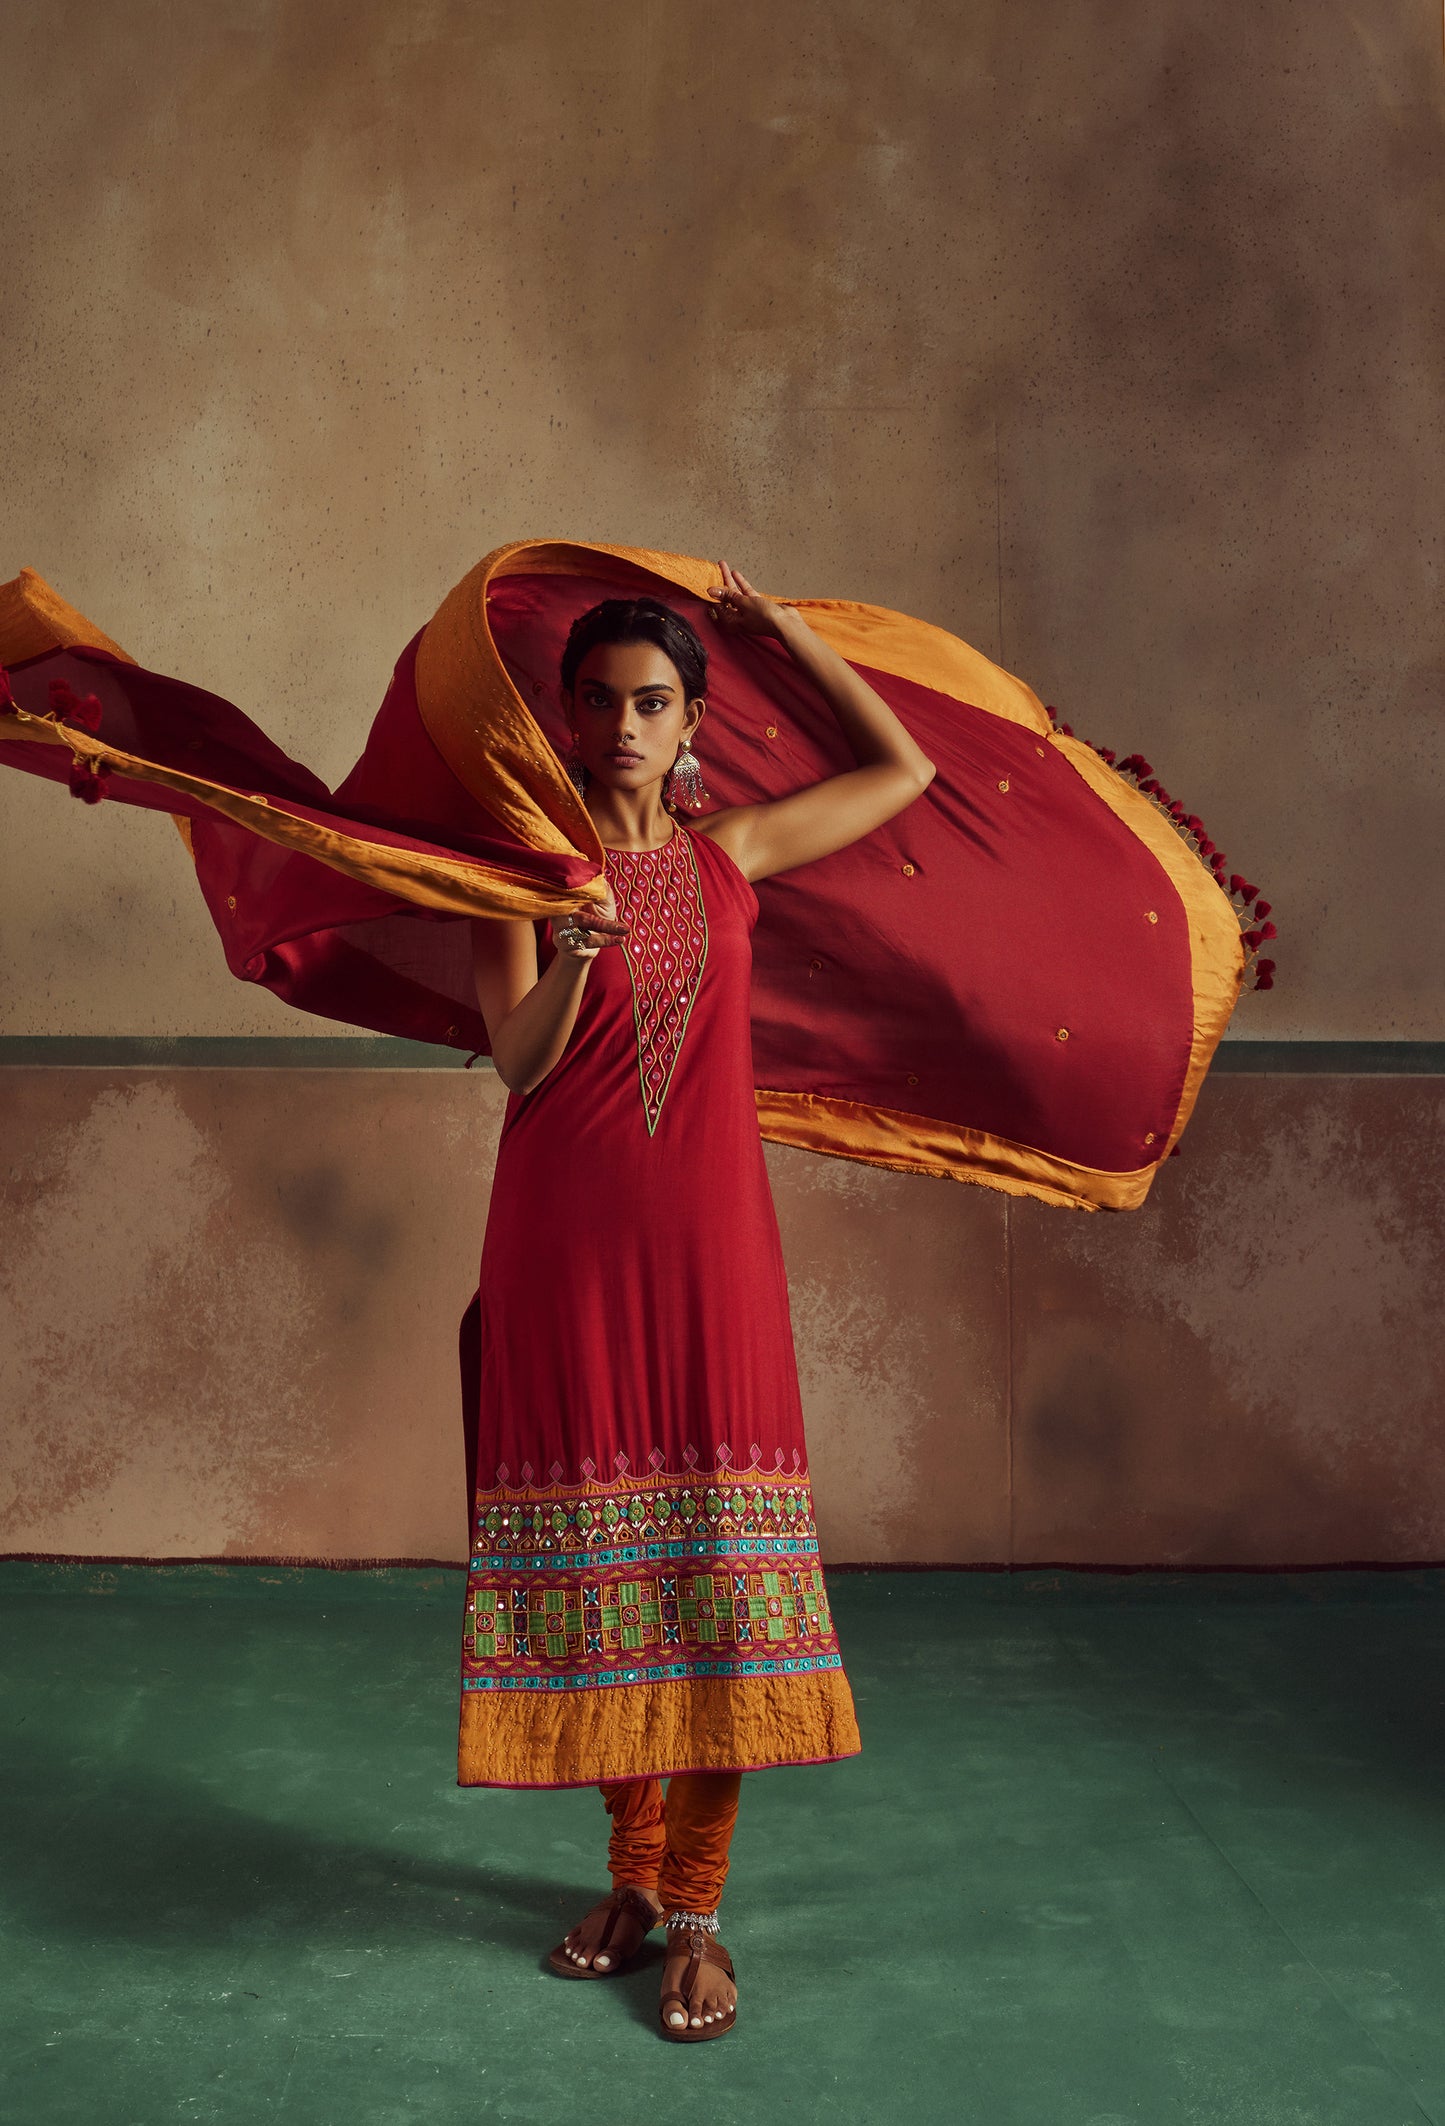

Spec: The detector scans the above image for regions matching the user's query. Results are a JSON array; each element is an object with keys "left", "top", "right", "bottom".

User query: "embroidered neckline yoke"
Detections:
[{"left": 604, "top": 829, "right": 709, "bottom": 1135}]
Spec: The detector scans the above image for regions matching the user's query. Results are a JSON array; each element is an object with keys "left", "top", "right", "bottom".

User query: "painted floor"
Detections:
[{"left": 3, "top": 1562, "right": 1445, "bottom": 2126}]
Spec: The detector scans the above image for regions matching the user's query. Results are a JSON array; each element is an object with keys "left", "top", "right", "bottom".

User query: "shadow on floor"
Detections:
[{"left": 0, "top": 1734, "right": 591, "bottom": 1958}]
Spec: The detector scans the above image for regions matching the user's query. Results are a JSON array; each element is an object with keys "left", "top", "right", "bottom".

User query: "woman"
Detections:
[
  {"left": 464, "top": 560, "right": 936, "bottom": 2041},
  {"left": 0, "top": 546, "right": 1256, "bottom": 2044}
]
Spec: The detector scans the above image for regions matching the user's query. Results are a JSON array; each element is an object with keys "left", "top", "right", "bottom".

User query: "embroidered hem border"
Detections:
[{"left": 462, "top": 1468, "right": 841, "bottom": 1694}]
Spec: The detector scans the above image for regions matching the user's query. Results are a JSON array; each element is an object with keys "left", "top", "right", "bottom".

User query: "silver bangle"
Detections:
[{"left": 664, "top": 1908, "right": 720, "bottom": 1934}]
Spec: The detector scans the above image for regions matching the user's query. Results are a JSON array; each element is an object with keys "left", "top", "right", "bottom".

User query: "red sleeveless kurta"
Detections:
[{"left": 457, "top": 822, "right": 862, "bottom": 1787}]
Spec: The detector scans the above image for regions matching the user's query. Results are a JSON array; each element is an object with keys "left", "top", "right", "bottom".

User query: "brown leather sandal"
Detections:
[
  {"left": 658, "top": 1926, "right": 737, "bottom": 2042},
  {"left": 547, "top": 1885, "right": 661, "bottom": 1979}
]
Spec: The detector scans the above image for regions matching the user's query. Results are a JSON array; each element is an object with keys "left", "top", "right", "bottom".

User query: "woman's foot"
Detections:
[
  {"left": 549, "top": 1884, "right": 663, "bottom": 1977},
  {"left": 659, "top": 1923, "right": 737, "bottom": 2038}
]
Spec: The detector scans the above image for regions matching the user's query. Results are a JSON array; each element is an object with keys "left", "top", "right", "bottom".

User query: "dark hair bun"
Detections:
[{"left": 560, "top": 596, "right": 708, "bottom": 701}]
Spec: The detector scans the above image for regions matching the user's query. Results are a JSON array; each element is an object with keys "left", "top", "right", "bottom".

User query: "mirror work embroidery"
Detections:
[
  {"left": 605, "top": 832, "right": 709, "bottom": 1135},
  {"left": 462, "top": 1469, "right": 842, "bottom": 1692}
]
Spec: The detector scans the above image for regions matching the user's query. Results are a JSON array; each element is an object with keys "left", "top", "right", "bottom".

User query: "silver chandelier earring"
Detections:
[
  {"left": 665, "top": 739, "right": 710, "bottom": 812},
  {"left": 562, "top": 730, "right": 589, "bottom": 795}
]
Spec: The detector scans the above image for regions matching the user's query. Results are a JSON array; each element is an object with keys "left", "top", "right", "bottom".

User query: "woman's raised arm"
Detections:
[{"left": 698, "top": 561, "right": 935, "bottom": 884}]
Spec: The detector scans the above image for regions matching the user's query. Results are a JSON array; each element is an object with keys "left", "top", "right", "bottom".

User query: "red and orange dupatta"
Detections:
[{"left": 0, "top": 541, "right": 1265, "bottom": 1210}]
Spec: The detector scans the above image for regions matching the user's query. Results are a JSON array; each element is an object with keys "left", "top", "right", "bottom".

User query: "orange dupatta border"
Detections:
[{"left": 0, "top": 567, "right": 602, "bottom": 924}]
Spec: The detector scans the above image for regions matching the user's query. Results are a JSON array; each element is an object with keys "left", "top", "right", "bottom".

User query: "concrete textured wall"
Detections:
[
  {"left": 2, "top": 4, "right": 1443, "bottom": 1565},
  {"left": 3, "top": 0, "right": 1442, "bottom": 1036},
  {"left": 2, "top": 1067, "right": 1442, "bottom": 1568}
]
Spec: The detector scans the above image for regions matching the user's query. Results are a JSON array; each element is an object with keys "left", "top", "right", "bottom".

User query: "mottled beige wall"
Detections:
[
  {"left": 4, "top": 8, "right": 1443, "bottom": 1566},
  {"left": 3, "top": 2, "right": 1442, "bottom": 1037},
  {"left": 3, "top": 1069, "right": 1442, "bottom": 1566}
]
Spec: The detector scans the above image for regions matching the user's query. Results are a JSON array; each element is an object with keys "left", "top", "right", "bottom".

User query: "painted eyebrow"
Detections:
[{"left": 580, "top": 677, "right": 678, "bottom": 694}]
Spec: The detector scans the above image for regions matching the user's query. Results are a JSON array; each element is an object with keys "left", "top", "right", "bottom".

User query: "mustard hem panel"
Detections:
[{"left": 457, "top": 1668, "right": 862, "bottom": 1789}]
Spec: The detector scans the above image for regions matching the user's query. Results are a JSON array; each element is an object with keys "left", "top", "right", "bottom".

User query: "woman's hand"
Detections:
[
  {"left": 550, "top": 885, "right": 627, "bottom": 962},
  {"left": 475, "top": 883, "right": 628, "bottom": 1094},
  {"left": 706, "top": 559, "right": 790, "bottom": 640}
]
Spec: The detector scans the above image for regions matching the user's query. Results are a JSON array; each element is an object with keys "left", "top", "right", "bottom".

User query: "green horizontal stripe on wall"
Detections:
[
  {"left": 0, "top": 1035, "right": 475, "bottom": 1068},
  {"left": 0, "top": 1037, "right": 1442, "bottom": 1073},
  {"left": 1214, "top": 1042, "right": 1445, "bottom": 1074}
]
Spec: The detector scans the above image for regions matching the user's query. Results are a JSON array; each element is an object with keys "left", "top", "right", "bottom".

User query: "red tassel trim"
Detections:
[
  {"left": 0, "top": 665, "right": 14, "bottom": 712},
  {"left": 47, "top": 678, "right": 104, "bottom": 734},
  {"left": 1046, "top": 701, "right": 1278, "bottom": 1000},
  {"left": 68, "top": 756, "right": 111, "bottom": 804}
]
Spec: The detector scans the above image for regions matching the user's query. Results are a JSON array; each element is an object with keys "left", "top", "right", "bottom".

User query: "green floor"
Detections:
[{"left": 4, "top": 1565, "right": 1445, "bottom": 2126}]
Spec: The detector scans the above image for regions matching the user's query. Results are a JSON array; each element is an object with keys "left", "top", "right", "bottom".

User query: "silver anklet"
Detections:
[{"left": 664, "top": 1908, "right": 720, "bottom": 1934}]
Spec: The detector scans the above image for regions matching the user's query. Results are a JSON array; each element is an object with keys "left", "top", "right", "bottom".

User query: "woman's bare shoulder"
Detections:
[{"left": 685, "top": 806, "right": 752, "bottom": 865}]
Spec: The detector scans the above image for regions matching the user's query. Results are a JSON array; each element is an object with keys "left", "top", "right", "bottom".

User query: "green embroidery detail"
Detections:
[{"left": 461, "top": 1467, "right": 840, "bottom": 1685}]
